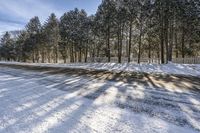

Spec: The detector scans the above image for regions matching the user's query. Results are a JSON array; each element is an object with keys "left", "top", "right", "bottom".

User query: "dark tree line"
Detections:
[{"left": 1, "top": 0, "right": 200, "bottom": 64}]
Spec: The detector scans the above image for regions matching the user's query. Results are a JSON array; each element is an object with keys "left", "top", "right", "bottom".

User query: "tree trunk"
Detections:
[
  {"left": 117, "top": 26, "right": 121, "bottom": 63},
  {"left": 79, "top": 47, "right": 82, "bottom": 62},
  {"left": 63, "top": 52, "right": 67, "bottom": 63},
  {"left": 72, "top": 45, "right": 74, "bottom": 63},
  {"left": 48, "top": 52, "right": 50, "bottom": 63},
  {"left": 148, "top": 39, "right": 151, "bottom": 63},
  {"left": 64, "top": 57, "right": 67, "bottom": 63},
  {"left": 181, "top": 26, "right": 185, "bottom": 58},
  {"left": 157, "top": 49, "right": 160, "bottom": 64},
  {"left": 97, "top": 46, "right": 100, "bottom": 57},
  {"left": 164, "top": 17, "right": 169, "bottom": 63},
  {"left": 75, "top": 51, "right": 77, "bottom": 63},
  {"left": 36, "top": 49, "right": 39, "bottom": 63},
  {"left": 128, "top": 20, "right": 132, "bottom": 63},
  {"left": 168, "top": 19, "right": 174, "bottom": 62},
  {"left": 32, "top": 51, "right": 35, "bottom": 63},
  {"left": 138, "top": 21, "right": 142, "bottom": 64},
  {"left": 160, "top": 13, "right": 165, "bottom": 64},
  {"left": 85, "top": 42, "right": 88, "bottom": 63},
  {"left": 55, "top": 45, "right": 58, "bottom": 63},
  {"left": 41, "top": 47, "right": 45, "bottom": 63},
  {"left": 120, "top": 24, "right": 124, "bottom": 63},
  {"left": 70, "top": 43, "right": 74, "bottom": 63},
  {"left": 175, "top": 29, "right": 178, "bottom": 58},
  {"left": 107, "top": 24, "right": 111, "bottom": 62}
]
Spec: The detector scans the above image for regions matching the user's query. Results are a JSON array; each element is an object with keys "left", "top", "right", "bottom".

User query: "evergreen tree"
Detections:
[
  {"left": 0, "top": 32, "right": 15, "bottom": 61},
  {"left": 25, "top": 16, "right": 41, "bottom": 63},
  {"left": 96, "top": 0, "right": 116, "bottom": 62},
  {"left": 15, "top": 31, "right": 28, "bottom": 62},
  {"left": 43, "top": 13, "right": 60, "bottom": 63},
  {"left": 124, "top": 0, "right": 137, "bottom": 62},
  {"left": 114, "top": 0, "right": 128, "bottom": 63}
]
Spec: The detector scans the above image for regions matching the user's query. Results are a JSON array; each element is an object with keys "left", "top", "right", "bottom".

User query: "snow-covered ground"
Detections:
[
  {"left": 0, "top": 66, "right": 200, "bottom": 133},
  {"left": 0, "top": 62, "right": 200, "bottom": 77}
]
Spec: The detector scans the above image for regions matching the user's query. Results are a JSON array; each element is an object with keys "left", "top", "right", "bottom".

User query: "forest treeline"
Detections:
[{"left": 0, "top": 0, "right": 200, "bottom": 64}]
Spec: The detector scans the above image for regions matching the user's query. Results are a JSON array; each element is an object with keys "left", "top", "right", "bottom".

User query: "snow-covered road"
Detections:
[{"left": 0, "top": 66, "right": 200, "bottom": 133}]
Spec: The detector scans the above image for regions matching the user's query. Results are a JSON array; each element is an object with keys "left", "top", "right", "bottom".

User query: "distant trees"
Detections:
[{"left": 0, "top": 0, "right": 200, "bottom": 64}]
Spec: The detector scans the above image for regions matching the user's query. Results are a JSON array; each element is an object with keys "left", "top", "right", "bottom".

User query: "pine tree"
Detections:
[
  {"left": 43, "top": 13, "right": 60, "bottom": 63},
  {"left": 96, "top": 0, "right": 116, "bottom": 62},
  {"left": 124, "top": 0, "right": 137, "bottom": 62},
  {"left": 135, "top": 0, "right": 151, "bottom": 64},
  {"left": 15, "top": 31, "right": 28, "bottom": 62},
  {"left": 0, "top": 32, "right": 15, "bottom": 61},
  {"left": 26, "top": 16, "right": 41, "bottom": 62},
  {"left": 114, "top": 0, "right": 128, "bottom": 63}
]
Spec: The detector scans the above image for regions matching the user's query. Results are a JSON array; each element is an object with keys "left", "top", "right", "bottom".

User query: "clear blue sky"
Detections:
[{"left": 0, "top": 0, "right": 102, "bottom": 35}]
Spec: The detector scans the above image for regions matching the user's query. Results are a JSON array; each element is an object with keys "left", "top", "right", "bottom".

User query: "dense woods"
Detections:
[{"left": 0, "top": 0, "right": 200, "bottom": 64}]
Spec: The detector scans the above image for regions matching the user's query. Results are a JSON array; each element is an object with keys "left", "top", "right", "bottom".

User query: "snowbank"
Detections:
[{"left": 0, "top": 61, "right": 200, "bottom": 77}]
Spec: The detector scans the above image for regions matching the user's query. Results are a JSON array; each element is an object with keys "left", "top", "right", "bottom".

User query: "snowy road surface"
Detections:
[{"left": 0, "top": 66, "right": 200, "bottom": 133}]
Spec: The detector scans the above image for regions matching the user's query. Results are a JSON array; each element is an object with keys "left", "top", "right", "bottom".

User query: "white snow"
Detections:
[
  {"left": 0, "top": 61, "right": 200, "bottom": 77},
  {"left": 0, "top": 66, "right": 200, "bottom": 133}
]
